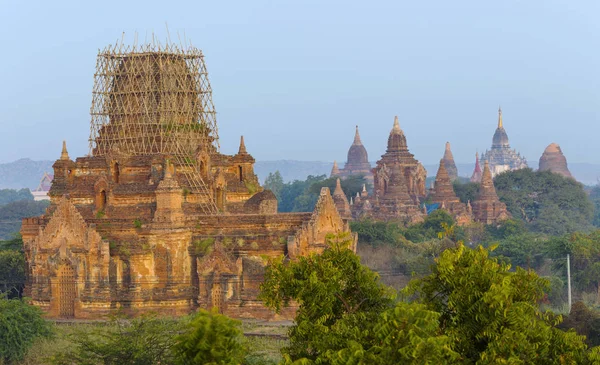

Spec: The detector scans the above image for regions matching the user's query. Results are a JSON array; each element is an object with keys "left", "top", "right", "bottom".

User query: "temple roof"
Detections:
[
  {"left": 386, "top": 116, "right": 408, "bottom": 153},
  {"left": 492, "top": 108, "right": 510, "bottom": 148},
  {"left": 347, "top": 126, "right": 368, "bottom": 165}
]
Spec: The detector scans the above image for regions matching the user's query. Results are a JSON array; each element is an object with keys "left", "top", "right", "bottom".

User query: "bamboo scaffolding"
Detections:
[{"left": 88, "top": 41, "right": 219, "bottom": 214}]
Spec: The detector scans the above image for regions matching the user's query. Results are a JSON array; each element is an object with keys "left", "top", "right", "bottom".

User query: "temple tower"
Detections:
[
  {"left": 470, "top": 152, "right": 482, "bottom": 183},
  {"left": 442, "top": 142, "right": 458, "bottom": 181},
  {"left": 480, "top": 107, "right": 527, "bottom": 177},
  {"left": 335, "top": 126, "right": 373, "bottom": 183},
  {"left": 471, "top": 161, "right": 510, "bottom": 224},
  {"left": 538, "top": 143, "right": 573, "bottom": 179}
]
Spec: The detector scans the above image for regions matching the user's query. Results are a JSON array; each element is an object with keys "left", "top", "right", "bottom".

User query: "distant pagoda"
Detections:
[
  {"left": 331, "top": 126, "right": 373, "bottom": 184},
  {"left": 480, "top": 108, "right": 527, "bottom": 177}
]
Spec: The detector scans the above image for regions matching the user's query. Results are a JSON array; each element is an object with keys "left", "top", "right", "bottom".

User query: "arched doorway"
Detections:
[
  {"left": 211, "top": 280, "right": 223, "bottom": 313},
  {"left": 57, "top": 264, "right": 76, "bottom": 318}
]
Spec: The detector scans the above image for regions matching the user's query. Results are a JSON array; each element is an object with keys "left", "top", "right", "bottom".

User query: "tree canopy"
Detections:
[{"left": 494, "top": 169, "right": 593, "bottom": 235}]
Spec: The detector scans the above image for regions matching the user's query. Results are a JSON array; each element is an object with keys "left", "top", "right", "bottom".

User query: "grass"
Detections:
[{"left": 17, "top": 319, "right": 287, "bottom": 365}]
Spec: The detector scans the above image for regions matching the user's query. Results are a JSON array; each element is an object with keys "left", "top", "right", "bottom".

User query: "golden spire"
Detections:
[
  {"left": 498, "top": 106, "right": 503, "bottom": 129},
  {"left": 60, "top": 140, "right": 70, "bottom": 161}
]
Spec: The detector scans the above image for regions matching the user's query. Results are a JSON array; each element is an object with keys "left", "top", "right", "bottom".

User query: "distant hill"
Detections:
[
  {"left": 1, "top": 158, "right": 598, "bottom": 189},
  {"left": 0, "top": 159, "right": 53, "bottom": 189}
]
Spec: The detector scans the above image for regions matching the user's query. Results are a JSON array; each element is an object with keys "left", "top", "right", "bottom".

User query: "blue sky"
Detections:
[{"left": 0, "top": 0, "right": 598, "bottom": 165}]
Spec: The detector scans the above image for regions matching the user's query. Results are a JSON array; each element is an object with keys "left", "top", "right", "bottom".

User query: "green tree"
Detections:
[
  {"left": 259, "top": 233, "right": 394, "bottom": 362},
  {"left": 309, "top": 175, "right": 370, "bottom": 201},
  {"left": 0, "top": 188, "right": 33, "bottom": 206},
  {"left": 560, "top": 301, "right": 600, "bottom": 347},
  {"left": 0, "top": 297, "right": 53, "bottom": 363},
  {"left": 547, "top": 230, "right": 600, "bottom": 305},
  {"left": 494, "top": 169, "right": 593, "bottom": 235},
  {"left": 453, "top": 181, "right": 480, "bottom": 204},
  {"left": 0, "top": 250, "right": 25, "bottom": 298},
  {"left": 52, "top": 314, "right": 181, "bottom": 365},
  {"left": 263, "top": 171, "right": 284, "bottom": 201},
  {"left": 278, "top": 175, "right": 327, "bottom": 212},
  {"left": 0, "top": 199, "right": 50, "bottom": 239},
  {"left": 174, "top": 309, "right": 246, "bottom": 365},
  {"left": 405, "top": 243, "right": 597, "bottom": 364}
]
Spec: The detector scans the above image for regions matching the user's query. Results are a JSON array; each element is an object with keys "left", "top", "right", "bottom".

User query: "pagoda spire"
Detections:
[
  {"left": 353, "top": 125, "right": 362, "bottom": 145},
  {"left": 470, "top": 152, "right": 482, "bottom": 183},
  {"left": 238, "top": 135, "right": 247, "bottom": 154},
  {"left": 392, "top": 115, "right": 401, "bottom": 133},
  {"left": 498, "top": 106, "right": 503, "bottom": 128},
  {"left": 60, "top": 140, "right": 70, "bottom": 161},
  {"left": 330, "top": 160, "right": 340, "bottom": 177}
]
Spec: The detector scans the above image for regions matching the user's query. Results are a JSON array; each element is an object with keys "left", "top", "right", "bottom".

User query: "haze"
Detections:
[{"left": 0, "top": 0, "right": 598, "bottom": 166}]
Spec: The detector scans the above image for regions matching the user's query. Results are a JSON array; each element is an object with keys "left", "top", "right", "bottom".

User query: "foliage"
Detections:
[
  {"left": 0, "top": 199, "right": 50, "bottom": 240},
  {"left": 277, "top": 174, "right": 327, "bottom": 212},
  {"left": 0, "top": 297, "right": 53, "bottom": 363},
  {"left": 349, "top": 220, "right": 404, "bottom": 247},
  {"left": 494, "top": 168, "right": 594, "bottom": 235},
  {"left": 547, "top": 230, "right": 600, "bottom": 305},
  {"left": 404, "top": 210, "right": 465, "bottom": 243},
  {"left": 51, "top": 314, "right": 181, "bottom": 365},
  {"left": 263, "top": 171, "right": 284, "bottom": 201},
  {"left": 0, "top": 235, "right": 23, "bottom": 251},
  {"left": 308, "top": 175, "right": 370, "bottom": 201},
  {"left": 589, "top": 185, "right": 600, "bottom": 227},
  {"left": 174, "top": 309, "right": 247, "bottom": 365},
  {"left": 453, "top": 181, "right": 480, "bottom": 204},
  {"left": 259, "top": 233, "right": 394, "bottom": 362},
  {"left": 560, "top": 301, "right": 600, "bottom": 347},
  {"left": 405, "top": 243, "right": 596, "bottom": 364},
  {"left": 322, "top": 302, "right": 460, "bottom": 364},
  {"left": 0, "top": 189, "right": 33, "bottom": 206},
  {"left": 0, "top": 250, "right": 25, "bottom": 299}
]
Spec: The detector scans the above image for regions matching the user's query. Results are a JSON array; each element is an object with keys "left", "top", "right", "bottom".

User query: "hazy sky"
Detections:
[{"left": 0, "top": 0, "right": 598, "bottom": 166}]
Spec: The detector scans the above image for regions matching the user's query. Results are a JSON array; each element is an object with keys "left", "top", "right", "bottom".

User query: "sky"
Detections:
[{"left": 0, "top": 0, "right": 598, "bottom": 166}]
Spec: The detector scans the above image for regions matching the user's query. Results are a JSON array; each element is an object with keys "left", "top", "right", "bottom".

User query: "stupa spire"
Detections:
[
  {"left": 238, "top": 135, "right": 247, "bottom": 154},
  {"left": 498, "top": 106, "right": 503, "bottom": 128},
  {"left": 60, "top": 141, "right": 70, "bottom": 161},
  {"left": 392, "top": 115, "right": 401, "bottom": 133},
  {"left": 470, "top": 152, "right": 483, "bottom": 183},
  {"left": 353, "top": 125, "right": 362, "bottom": 145},
  {"left": 330, "top": 160, "right": 340, "bottom": 177}
]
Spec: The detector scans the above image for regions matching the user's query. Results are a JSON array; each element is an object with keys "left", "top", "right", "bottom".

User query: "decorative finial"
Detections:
[
  {"left": 164, "top": 159, "right": 173, "bottom": 179},
  {"left": 498, "top": 106, "right": 503, "bottom": 129},
  {"left": 362, "top": 184, "right": 366, "bottom": 192},
  {"left": 238, "top": 135, "right": 247, "bottom": 154},
  {"left": 445, "top": 141, "right": 451, "bottom": 151},
  {"left": 353, "top": 125, "right": 362, "bottom": 145},
  {"left": 393, "top": 115, "right": 400, "bottom": 131},
  {"left": 60, "top": 140, "right": 70, "bottom": 161},
  {"left": 334, "top": 178, "right": 344, "bottom": 195},
  {"left": 331, "top": 161, "right": 340, "bottom": 176}
]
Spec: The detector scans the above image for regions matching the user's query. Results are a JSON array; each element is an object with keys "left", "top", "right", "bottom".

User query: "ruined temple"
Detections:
[
  {"left": 480, "top": 108, "right": 527, "bottom": 177},
  {"left": 21, "top": 42, "right": 354, "bottom": 320},
  {"left": 471, "top": 161, "right": 510, "bottom": 224},
  {"left": 331, "top": 126, "right": 373, "bottom": 184},
  {"left": 429, "top": 159, "right": 471, "bottom": 225},
  {"left": 351, "top": 116, "right": 425, "bottom": 223},
  {"left": 538, "top": 143, "right": 573, "bottom": 179}
]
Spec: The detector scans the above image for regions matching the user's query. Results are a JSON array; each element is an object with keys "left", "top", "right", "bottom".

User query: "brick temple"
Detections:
[{"left": 21, "top": 42, "right": 354, "bottom": 320}]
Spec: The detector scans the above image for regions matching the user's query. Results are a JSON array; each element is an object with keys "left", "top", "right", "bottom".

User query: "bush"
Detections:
[
  {"left": 52, "top": 314, "right": 181, "bottom": 365},
  {"left": 174, "top": 309, "right": 247, "bottom": 365},
  {"left": 0, "top": 297, "right": 53, "bottom": 363}
]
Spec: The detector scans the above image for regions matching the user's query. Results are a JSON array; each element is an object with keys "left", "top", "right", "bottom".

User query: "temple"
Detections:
[
  {"left": 351, "top": 116, "right": 425, "bottom": 223},
  {"left": 331, "top": 126, "right": 373, "bottom": 184},
  {"left": 471, "top": 161, "right": 510, "bottom": 224},
  {"left": 21, "top": 42, "right": 354, "bottom": 320},
  {"left": 442, "top": 142, "right": 458, "bottom": 181},
  {"left": 480, "top": 108, "right": 527, "bottom": 177},
  {"left": 538, "top": 143, "right": 573, "bottom": 179},
  {"left": 429, "top": 159, "right": 471, "bottom": 225},
  {"left": 470, "top": 152, "right": 483, "bottom": 183},
  {"left": 31, "top": 172, "right": 53, "bottom": 201}
]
